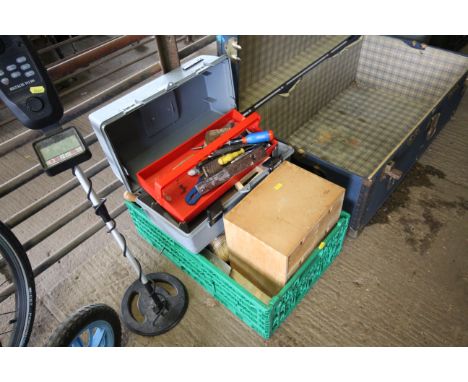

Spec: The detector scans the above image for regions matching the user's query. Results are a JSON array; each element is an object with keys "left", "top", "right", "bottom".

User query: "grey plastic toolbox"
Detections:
[
  {"left": 89, "top": 55, "right": 293, "bottom": 253},
  {"left": 218, "top": 35, "right": 468, "bottom": 235}
]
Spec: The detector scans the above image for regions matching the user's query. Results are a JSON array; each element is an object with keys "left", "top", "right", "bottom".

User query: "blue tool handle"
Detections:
[
  {"left": 243, "top": 130, "right": 273, "bottom": 144},
  {"left": 185, "top": 177, "right": 204, "bottom": 205},
  {"left": 185, "top": 187, "right": 201, "bottom": 205}
]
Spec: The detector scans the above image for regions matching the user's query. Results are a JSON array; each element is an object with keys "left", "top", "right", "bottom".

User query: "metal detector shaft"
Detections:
[
  {"left": 73, "top": 165, "right": 165, "bottom": 312},
  {"left": 72, "top": 165, "right": 148, "bottom": 284}
]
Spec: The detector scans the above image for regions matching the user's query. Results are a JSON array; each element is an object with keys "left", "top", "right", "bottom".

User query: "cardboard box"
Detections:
[{"left": 224, "top": 161, "right": 345, "bottom": 296}]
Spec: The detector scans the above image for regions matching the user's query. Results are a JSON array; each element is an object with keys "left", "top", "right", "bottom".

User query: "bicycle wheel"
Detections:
[
  {"left": 0, "top": 221, "right": 35, "bottom": 347},
  {"left": 47, "top": 304, "right": 122, "bottom": 347}
]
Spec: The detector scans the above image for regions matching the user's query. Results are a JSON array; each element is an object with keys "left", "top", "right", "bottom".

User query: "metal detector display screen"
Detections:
[{"left": 35, "top": 128, "right": 85, "bottom": 168}]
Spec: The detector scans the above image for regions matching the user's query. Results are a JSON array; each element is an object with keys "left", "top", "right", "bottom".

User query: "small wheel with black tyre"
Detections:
[{"left": 47, "top": 303, "right": 122, "bottom": 347}]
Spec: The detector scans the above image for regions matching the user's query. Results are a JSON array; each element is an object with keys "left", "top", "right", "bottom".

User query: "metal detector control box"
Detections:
[
  {"left": 0, "top": 36, "right": 63, "bottom": 130},
  {"left": 33, "top": 126, "right": 92, "bottom": 176},
  {"left": 89, "top": 55, "right": 293, "bottom": 253}
]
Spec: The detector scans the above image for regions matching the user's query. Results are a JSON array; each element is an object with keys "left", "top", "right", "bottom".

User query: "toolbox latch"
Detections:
[
  {"left": 165, "top": 82, "right": 176, "bottom": 92},
  {"left": 207, "top": 200, "right": 224, "bottom": 226}
]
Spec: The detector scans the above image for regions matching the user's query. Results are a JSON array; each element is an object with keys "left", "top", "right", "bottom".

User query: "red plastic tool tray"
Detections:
[{"left": 136, "top": 109, "right": 277, "bottom": 223}]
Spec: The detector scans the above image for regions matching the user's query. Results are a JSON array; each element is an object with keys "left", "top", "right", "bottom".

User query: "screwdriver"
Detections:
[
  {"left": 208, "top": 143, "right": 250, "bottom": 158},
  {"left": 217, "top": 148, "right": 245, "bottom": 165},
  {"left": 225, "top": 130, "right": 274, "bottom": 146}
]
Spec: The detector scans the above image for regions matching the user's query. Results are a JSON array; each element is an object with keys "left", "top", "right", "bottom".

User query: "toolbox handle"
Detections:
[{"left": 182, "top": 57, "right": 204, "bottom": 71}]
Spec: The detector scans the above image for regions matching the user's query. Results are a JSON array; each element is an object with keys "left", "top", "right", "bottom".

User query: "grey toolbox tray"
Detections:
[
  {"left": 89, "top": 55, "right": 293, "bottom": 253},
  {"left": 218, "top": 35, "right": 468, "bottom": 236}
]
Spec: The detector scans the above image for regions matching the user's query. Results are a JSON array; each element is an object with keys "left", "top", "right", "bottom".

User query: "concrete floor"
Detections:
[{"left": 1, "top": 42, "right": 467, "bottom": 346}]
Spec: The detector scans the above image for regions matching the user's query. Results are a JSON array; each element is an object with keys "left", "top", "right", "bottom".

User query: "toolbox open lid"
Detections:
[
  {"left": 89, "top": 55, "right": 236, "bottom": 192},
  {"left": 227, "top": 35, "right": 356, "bottom": 113}
]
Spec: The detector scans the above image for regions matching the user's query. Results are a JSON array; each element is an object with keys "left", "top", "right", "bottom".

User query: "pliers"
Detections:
[{"left": 185, "top": 177, "right": 204, "bottom": 205}]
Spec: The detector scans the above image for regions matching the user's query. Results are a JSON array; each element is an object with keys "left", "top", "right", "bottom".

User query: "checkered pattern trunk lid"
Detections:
[{"left": 238, "top": 36, "right": 468, "bottom": 177}]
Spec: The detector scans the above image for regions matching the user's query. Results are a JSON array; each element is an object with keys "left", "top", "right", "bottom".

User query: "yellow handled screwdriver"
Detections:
[{"left": 217, "top": 148, "right": 245, "bottom": 165}]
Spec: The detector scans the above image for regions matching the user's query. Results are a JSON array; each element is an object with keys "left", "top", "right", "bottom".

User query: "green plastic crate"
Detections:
[{"left": 126, "top": 201, "right": 350, "bottom": 339}]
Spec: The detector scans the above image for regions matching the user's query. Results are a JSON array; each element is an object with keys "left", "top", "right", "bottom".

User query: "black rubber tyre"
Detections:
[
  {"left": 0, "top": 221, "right": 35, "bottom": 347},
  {"left": 47, "top": 303, "right": 122, "bottom": 347}
]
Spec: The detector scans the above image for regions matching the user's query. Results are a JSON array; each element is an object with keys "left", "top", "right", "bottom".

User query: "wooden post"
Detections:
[{"left": 155, "top": 35, "right": 180, "bottom": 73}]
